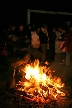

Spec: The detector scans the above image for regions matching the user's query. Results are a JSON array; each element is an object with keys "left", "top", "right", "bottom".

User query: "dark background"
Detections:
[
  {"left": 0, "top": 0, "right": 72, "bottom": 29},
  {"left": 30, "top": 13, "right": 72, "bottom": 27}
]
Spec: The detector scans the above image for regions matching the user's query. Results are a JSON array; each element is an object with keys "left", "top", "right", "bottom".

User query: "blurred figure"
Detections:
[
  {"left": 36, "top": 26, "right": 41, "bottom": 35},
  {"left": 26, "top": 24, "right": 35, "bottom": 42},
  {"left": 48, "top": 27, "right": 56, "bottom": 62},
  {"left": 9, "top": 25, "right": 17, "bottom": 42},
  {"left": 63, "top": 27, "right": 72, "bottom": 66},
  {"left": 9, "top": 25, "right": 16, "bottom": 36},
  {"left": 31, "top": 29, "right": 40, "bottom": 49},
  {"left": 15, "top": 24, "right": 30, "bottom": 50},
  {"left": 39, "top": 24, "right": 48, "bottom": 62},
  {"left": 60, "top": 36, "right": 66, "bottom": 63},
  {"left": 56, "top": 27, "right": 62, "bottom": 40},
  {"left": 26, "top": 24, "right": 32, "bottom": 45},
  {"left": 17, "top": 24, "right": 26, "bottom": 38},
  {"left": 55, "top": 35, "right": 61, "bottom": 62},
  {"left": 30, "top": 28, "right": 42, "bottom": 61}
]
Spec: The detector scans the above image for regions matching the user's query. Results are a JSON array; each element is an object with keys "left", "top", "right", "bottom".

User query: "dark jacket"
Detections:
[
  {"left": 64, "top": 31, "right": 72, "bottom": 53},
  {"left": 39, "top": 30, "right": 48, "bottom": 44}
]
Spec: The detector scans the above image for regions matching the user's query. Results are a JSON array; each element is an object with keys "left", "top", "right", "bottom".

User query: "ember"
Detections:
[{"left": 16, "top": 59, "right": 65, "bottom": 103}]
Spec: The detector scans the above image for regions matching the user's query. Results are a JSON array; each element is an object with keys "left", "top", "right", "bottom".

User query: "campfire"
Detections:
[{"left": 15, "top": 59, "right": 65, "bottom": 103}]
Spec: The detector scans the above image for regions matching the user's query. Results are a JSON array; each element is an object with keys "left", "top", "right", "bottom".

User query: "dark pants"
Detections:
[
  {"left": 61, "top": 52, "right": 66, "bottom": 61},
  {"left": 49, "top": 47, "right": 55, "bottom": 62},
  {"left": 31, "top": 48, "right": 42, "bottom": 61},
  {"left": 55, "top": 53, "right": 61, "bottom": 62},
  {"left": 41, "top": 44, "right": 47, "bottom": 62}
]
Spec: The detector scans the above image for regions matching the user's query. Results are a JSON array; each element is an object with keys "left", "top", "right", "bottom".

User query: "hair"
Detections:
[
  {"left": 19, "top": 24, "right": 24, "bottom": 27},
  {"left": 41, "top": 24, "right": 47, "bottom": 28}
]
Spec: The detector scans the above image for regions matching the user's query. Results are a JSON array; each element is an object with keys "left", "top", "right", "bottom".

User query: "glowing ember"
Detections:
[{"left": 16, "top": 59, "right": 65, "bottom": 103}]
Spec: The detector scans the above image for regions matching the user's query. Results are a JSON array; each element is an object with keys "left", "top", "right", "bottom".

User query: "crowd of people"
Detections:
[{"left": 0, "top": 22, "right": 72, "bottom": 66}]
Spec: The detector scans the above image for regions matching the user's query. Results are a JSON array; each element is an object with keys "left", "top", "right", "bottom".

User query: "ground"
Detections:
[{"left": 0, "top": 60, "right": 72, "bottom": 108}]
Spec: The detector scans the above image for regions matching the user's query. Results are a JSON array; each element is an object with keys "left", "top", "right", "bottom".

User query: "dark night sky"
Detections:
[{"left": 0, "top": 0, "right": 72, "bottom": 29}]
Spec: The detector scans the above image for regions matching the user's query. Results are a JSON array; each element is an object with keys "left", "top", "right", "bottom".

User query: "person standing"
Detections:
[
  {"left": 64, "top": 27, "right": 72, "bottom": 66},
  {"left": 48, "top": 27, "right": 56, "bottom": 62},
  {"left": 39, "top": 24, "right": 48, "bottom": 62}
]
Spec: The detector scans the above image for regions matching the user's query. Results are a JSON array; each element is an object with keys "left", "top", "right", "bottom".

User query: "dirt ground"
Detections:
[{"left": 0, "top": 60, "right": 72, "bottom": 108}]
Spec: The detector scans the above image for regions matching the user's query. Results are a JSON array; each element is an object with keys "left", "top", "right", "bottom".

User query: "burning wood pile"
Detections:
[
  {"left": 3, "top": 59, "right": 72, "bottom": 107},
  {"left": 14, "top": 59, "right": 66, "bottom": 106}
]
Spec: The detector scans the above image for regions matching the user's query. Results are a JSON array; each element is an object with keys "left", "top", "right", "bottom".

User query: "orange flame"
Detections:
[{"left": 16, "top": 59, "right": 65, "bottom": 103}]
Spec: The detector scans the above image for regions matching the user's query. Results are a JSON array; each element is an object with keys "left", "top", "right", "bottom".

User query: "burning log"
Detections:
[
  {"left": 14, "top": 59, "right": 65, "bottom": 104},
  {"left": 5, "top": 58, "right": 66, "bottom": 107},
  {"left": 2, "top": 85, "right": 72, "bottom": 108}
]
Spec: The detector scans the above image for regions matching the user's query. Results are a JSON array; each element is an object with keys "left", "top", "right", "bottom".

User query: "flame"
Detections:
[{"left": 16, "top": 59, "right": 65, "bottom": 103}]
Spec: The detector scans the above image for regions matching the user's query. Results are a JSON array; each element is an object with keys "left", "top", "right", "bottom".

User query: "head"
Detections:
[
  {"left": 60, "top": 26, "right": 66, "bottom": 33},
  {"left": 58, "top": 27, "right": 62, "bottom": 32},
  {"left": 37, "top": 27, "right": 40, "bottom": 33},
  {"left": 53, "top": 28, "right": 56, "bottom": 32},
  {"left": 19, "top": 25, "right": 24, "bottom": 31},
  {"left": 41, "top": 24, "right": 48, "bottom": 33},
  {"left": 11, "top": 25, "right": 15, "bottom": 30}
]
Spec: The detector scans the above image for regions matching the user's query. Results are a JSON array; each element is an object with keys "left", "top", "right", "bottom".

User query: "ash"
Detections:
[{"left": 0, "top": 88, "right": 72, "bottom": 108}]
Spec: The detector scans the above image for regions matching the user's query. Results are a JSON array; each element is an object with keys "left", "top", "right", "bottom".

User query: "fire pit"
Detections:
[
  {"left": 15, "top": 59, "right": 65, "bottom": 104},
  {"left": 3, "top": 59, "right": 72, "bottom": 107}
]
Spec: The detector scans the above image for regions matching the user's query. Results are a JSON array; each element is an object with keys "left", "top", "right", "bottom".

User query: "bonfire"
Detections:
[{"left": 16, "top": 59, "right": 65, "bottom": 103}]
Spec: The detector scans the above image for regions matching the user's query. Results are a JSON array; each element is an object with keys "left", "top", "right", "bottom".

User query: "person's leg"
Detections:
[
  {"left": 55, "top": 53, "right": 61, "bottom": 62},
  {"left": 58, "top": 53, "right": 61, "bottom": 61},
  {"left": 41, "top": 44, "right": 46, "bottom": 62},
  {"left": 61, "top": 52, "right": 66, "bottom": 62},
  {"left": 55, "top": 53, "right": 57, "bottom": 61},
  {"left": 48, "top": 46, "right": 55, "bottom": 62},
  {"left": 66, "top": 52, "right": 70, "bottom": 66}
]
